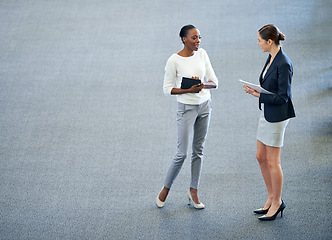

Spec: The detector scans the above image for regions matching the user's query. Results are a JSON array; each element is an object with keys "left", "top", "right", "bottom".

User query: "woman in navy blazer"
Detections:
[
  {"left": 244, "top": 24, "right": 295, "bottom": 221},
  {"left": 259, "top": 47, "right": 295, "bottom": 122}
]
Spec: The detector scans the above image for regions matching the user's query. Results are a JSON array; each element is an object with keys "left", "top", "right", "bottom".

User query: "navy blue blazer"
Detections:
[{"left": 259, "top": 48, "right": 295, "bottom": 123}]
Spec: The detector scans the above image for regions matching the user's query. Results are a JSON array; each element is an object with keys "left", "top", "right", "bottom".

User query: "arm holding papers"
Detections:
[
  {"left": 240, "top": 79, "right": 261, "bottom": 98},
  {"left": 239, "top": 79, "right": 273, "bottom": 94}
]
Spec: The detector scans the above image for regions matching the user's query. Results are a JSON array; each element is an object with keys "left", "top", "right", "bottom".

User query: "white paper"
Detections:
[{"left": 239, "top": 79, "right": 273, "bottom": 94}]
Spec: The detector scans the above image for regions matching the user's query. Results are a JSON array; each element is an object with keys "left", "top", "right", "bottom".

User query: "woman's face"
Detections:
[
  {"left": 257, "top": 32, "right": 270, "bottom": 52},
  {"left": 183, "top": 28, "right": 201, "bottom": 51}
]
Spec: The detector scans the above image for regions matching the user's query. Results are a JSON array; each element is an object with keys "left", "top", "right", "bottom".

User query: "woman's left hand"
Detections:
[
  {"left": 203, "top": 81, "right": 217, "bottom": 89},
  {"left": 244, "top": 84, "right": 260, "bottom": 98}
]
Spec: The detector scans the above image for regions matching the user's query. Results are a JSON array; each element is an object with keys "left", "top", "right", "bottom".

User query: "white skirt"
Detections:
[{"left": 257, "top": 109, "right": 289, "bottom": 148}]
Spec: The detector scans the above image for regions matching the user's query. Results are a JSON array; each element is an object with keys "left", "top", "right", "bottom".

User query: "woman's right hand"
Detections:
[
  {"left": 189, "top": 76, "right": 203, "bottom": 93},
  {"left": 170, "top": 76, "right": 203, "bottom": 95},
  {"left": 244, "top": 84, "right": 260, "bottom": 98},
  {"left": 189, "top": 83, "right": 204, "bottom": 93}
]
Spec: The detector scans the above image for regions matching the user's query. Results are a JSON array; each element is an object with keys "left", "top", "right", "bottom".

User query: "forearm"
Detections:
[
  {"left": 171, "top": 88, "right": 192, "bottom": 95},
  {"left": 260, "top": 93, "right": 288, "bottom": 104},
  {"left": 203, "top": 81, "right": 217, "bottom": 89},
  {"left": 171, "top": 83, "right": 204, "bottom": 95}
]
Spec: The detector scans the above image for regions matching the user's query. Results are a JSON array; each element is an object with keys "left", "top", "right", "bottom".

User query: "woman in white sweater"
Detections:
[{"left": 156, "top": 25, "right": 218, "bottom": 209}]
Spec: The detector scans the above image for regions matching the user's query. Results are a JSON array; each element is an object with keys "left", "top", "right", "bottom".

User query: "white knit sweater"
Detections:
[{"left": 163, "top": 48, "right": 218, "bottom": 105}]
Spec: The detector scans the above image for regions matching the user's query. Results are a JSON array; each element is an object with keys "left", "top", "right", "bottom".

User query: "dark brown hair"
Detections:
[{"left": 258, "top": 24, "right": 285, "bottom": 45}]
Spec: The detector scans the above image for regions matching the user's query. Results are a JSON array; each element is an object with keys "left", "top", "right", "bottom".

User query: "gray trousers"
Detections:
[{"left": 164, "top": 100, "right": 212, "bottom": 189}]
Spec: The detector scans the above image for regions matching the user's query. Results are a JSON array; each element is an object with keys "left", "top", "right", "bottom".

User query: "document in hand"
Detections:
[
  {"left": 239, "top": 79, "right": 273, "bottom": 94},
  {"left": 181, "top": 77, "right": 202, "bottom": 93}
]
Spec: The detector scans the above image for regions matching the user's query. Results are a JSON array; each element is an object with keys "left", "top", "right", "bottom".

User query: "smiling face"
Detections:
[
  {"left": 183, "top": 28, "right": 201, "bottom": 51},
  {"left": 257, "top": 32, "right": 271, "bottom": 52}
]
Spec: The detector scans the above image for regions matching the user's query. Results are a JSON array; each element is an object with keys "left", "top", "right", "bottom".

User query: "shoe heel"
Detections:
[
  {"left": 187, "top": 192, "right": 191, "bottom": 205},
  {"left": 186, "top": 190, "right": 204, "bottom": 209},
  {"left": 258, "top": 200, "right": 285, "bottom": 221}
]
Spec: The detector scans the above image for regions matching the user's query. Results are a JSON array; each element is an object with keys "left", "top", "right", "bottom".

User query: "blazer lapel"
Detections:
[
  {"left": 260, "top": 48, "right": 283, "bottom": 84},
  {"left": 260, "top": 56, "right": 270, "bottom": 83},
  {"left": 262, "top": 65, "right": 276, "bottom": 84}
]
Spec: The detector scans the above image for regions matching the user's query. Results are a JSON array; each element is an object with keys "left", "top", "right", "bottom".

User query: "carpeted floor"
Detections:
[{"left": 0, "top": 0, "right": 331, "bottom": 239}]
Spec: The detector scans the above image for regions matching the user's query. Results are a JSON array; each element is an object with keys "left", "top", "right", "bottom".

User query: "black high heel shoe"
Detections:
[
  {"left": 258, "top": 200, "right": 286, "bottom": 221},
  {"left": 253, "top": 207, "right": 270, "bottom": 214}
]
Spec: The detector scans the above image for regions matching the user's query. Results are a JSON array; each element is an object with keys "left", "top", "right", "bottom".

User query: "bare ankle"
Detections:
[
  {"left": 159, "top": 187, "right": 170, "bottom": 201},
  {"left": 264, "top": 198, "right": 273, "bottom": 209}
]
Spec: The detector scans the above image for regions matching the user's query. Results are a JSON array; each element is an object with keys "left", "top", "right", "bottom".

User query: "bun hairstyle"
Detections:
[
  {"left": 179, "top": 24, "right": 196, "bottom": 44},
  {"left": 258, "top": 24, "right": 286, "bottom": 45}
]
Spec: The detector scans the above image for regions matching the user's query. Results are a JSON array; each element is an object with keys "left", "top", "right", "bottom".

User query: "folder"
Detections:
[{"left": 181, "top": 77, "right": 202, "bottom": 93}]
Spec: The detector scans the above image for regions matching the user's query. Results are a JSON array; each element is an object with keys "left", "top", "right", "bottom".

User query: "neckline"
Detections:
[{"left": 176, "top": 49, "right": 198, "bottom": 58}]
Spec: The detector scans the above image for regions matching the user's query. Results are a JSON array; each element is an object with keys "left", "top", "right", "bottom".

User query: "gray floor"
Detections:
[{"left": 1, "top": 0, "right": 331, "bottom": 239}]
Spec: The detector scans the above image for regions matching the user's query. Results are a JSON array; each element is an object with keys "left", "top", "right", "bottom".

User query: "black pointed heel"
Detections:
[
  {"left": 254, "top": 207, "right": 270, "bottom": 214},
  {"left": 258, "top": 200, "right": 286, "bottom": 221}
]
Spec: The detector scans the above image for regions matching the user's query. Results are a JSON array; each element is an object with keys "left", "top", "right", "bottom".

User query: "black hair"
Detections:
[
  {"left": 179, "top": 24, "right": 196, "bottom": 44},
  {"left": 258, "top": 24, "right": 285, "bottom": 45}
]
